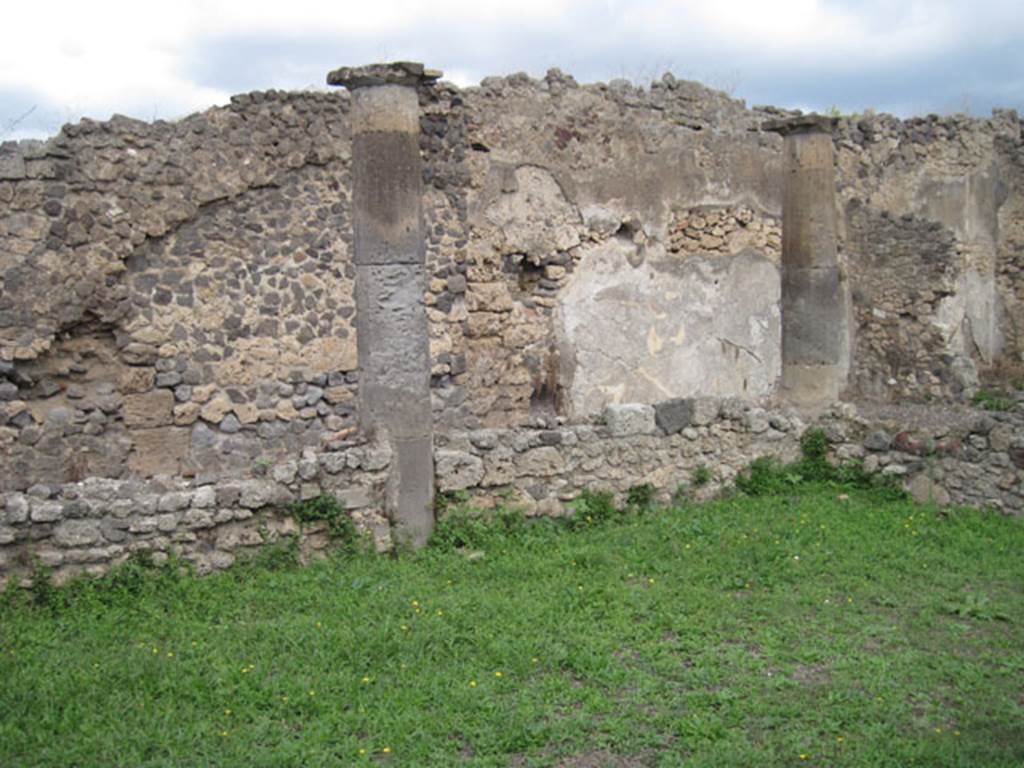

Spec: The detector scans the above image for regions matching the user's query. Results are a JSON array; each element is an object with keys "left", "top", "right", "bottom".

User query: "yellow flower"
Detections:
[
  {"left": 411, "top": 600, "right": 419, "bottom": 607},
  {"left": 469, "top": 680, "right": 477, "bottom": 688},
  {"left": 436, "top": 609, "right": 444, "bottom": 616},
  {"left": 494, "top": 671, "right": 503, "bottom": 678},
  {"left": 361, "top": 676, "right": 371, "bottom": 684},
  {"left": 166, "top": 652, "right": 174, "bottom": 658},
  {"left": 531, "top": 657, "right": 539, "bottom": 664},
  {"left": 224, "top": 709, "right": 232, "bottom": 716},
  {"left": 220, "top": 730, "right": 229, "bottom": 737},
  {"left": 358, "top": 748, "right": 366, "bottom": 756},
  {"left": 281, "top": 696, "right": 289, "bottom": 702},
  {"left": 382, "top": 746, "right": 391, "bottom": 754},
  {"left": 799, "top": 755, "right": 808, "bottom": 761},
  {"left": 837, "top": 736, "right": 844, "bottom": 743},
  {"left": 308, "top": 690, "right": 316, "bottom": 697}
]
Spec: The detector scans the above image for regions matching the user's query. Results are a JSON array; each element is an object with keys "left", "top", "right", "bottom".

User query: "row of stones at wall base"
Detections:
[
  {"left": 4, "top": 403, "right": 1024, "bottom": 587},
  {"left": 0, "top": 443, "right": 394, "bottom": 587},
  {"left": 605, "top": 398, "right": 794, "bottom": 438}
]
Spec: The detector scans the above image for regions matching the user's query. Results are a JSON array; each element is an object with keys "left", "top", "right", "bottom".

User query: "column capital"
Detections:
[
  {"left": 762, "top": 114, "right": 837, "bottom": 137},
  {"left": 327, "top": 61, "right": 442, "bottom": 90}
]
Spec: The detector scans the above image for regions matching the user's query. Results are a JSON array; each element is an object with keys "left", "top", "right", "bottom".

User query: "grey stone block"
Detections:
[
  {"left": 435, "top": 449, "right": 485, "bottom": 491},
  {"left": 337, "top": 487, "right": 372, "bottom": 509},
  {"left": 53, "top": 520, "right": 101, "bottom": 547},
  {"left": 742, "top": 408, "right": 770, "bottom": 433},
  {"left": 158, "top": 491, "right": 193, "bottom": 512},
  {"left": 191, "top": 485, "right": 216, "bottom": 509},
  {"left": 654, "top": 398, "right": 693, "bottom": 434},
  {"left": 4, "top": 494, "right": 29, "bottom": 524},
  {"left": 30, "top": 500, "right": 63, "bottom": 522},
  {"left": 864, "top": 430, "right": 892, "bottom": 451},
  {"left": 604, "top": 404, "right": 656, "bottom": 437}
]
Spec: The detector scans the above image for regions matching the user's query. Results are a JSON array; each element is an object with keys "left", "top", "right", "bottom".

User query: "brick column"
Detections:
[
  {"left": 765, "top": 115, "right": 847, "bottom": 406},
  {"left": 328, "top": 62, "right": 440, "bottom": 549}
]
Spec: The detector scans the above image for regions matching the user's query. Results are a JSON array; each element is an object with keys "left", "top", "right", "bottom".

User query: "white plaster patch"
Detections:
[{"left": 556, "top": 239, "right": 781, "bottom": 418}]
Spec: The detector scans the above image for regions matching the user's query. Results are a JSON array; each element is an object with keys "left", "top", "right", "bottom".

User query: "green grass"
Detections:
[
  {"left": 2, "top": 485, "right": 1023, "bottom": 767},
  {"left": 971, "top": 388, "right": 1016, "bottom": 412}
]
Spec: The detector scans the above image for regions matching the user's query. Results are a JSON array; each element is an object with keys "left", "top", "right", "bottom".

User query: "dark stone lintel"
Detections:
[
  {"left": 762, "top": 114, "right": 838, "bottom": 136},
  {"left": 326, "top": 61, "right": 442, "bottom": 90}
]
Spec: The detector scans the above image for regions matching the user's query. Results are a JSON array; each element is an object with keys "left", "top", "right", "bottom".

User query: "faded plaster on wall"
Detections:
[{"left": 556, "top": 236, "right": 780, "bottom": 418}]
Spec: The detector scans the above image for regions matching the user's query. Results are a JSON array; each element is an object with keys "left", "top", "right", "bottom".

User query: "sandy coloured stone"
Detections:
[
  {"left": 118, "top": 368, "right": 155, "bottom": 394},
  {"left": 173, "top": 402, "right": 201, "bottom": 425},
  {"left": 199, "top": 395, "right": 233, "bottom": 424},
  {"left": 128, "top": 427, "right": 190, "bottom": 477},
  {"left": 323, "top": 386, "right": 353, "bottom": 405},
  {"left": 191, "top": 384, "right": 217, "bottom": 404},
  {"left": 275, "top": 399, "right": 300, "bottom": 421},
  {"left": 122, "top": 390, "right": 174, "bottom": 428}
]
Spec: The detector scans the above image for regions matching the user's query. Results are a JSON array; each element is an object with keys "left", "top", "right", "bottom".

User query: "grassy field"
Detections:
[{"left": 2, "top": 477, "right": 1023, "bottom": 767}]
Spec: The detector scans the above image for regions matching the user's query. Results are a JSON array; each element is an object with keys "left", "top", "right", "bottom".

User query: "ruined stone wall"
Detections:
[
  {"left": 834, "top": 110, "right": 1022, "bottom": 401},
  {"left": 434, "top": 400, "right": 1024, "bottom": 516},
  {"left": 0, "top": 91, "right": 361, "bottom": 493},
  {"left": 4, "top": 397, "right": 1022, "bottom": 588},
  {"left": 0, "top": 438, "right": 392, "bottom": 586},
  {"left": 994, "top": 127, "right": 1024, "bottom": 368},
  {"left": 440, "top": 72, "right": 785, "bottom": 427},
  {"left": 1, "top": 70, "right": 1023, "bottom": 581}
]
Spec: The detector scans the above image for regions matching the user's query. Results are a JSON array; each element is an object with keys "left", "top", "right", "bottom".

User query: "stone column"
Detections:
[
  {"left": 765, "top": 115, "right": 847, "bottom": 406},
  {"left": 328, "top": 62, "right": 440, "bottom": 549}
]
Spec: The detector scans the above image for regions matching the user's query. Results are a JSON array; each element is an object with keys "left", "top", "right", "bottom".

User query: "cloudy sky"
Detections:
[{"left": 2, "top": 0, "right": 1022, "bottom": 140}]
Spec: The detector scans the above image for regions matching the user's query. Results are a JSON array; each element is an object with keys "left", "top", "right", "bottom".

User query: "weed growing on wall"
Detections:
[
  {"left": 691, "top": 465, "right": 712, "bottom": 487},
  {"left": 625, "top": 483, "right": 656, "bottom": 512},
  {"left": 736, "top": 428, "right": 903, "bottom": 499},
  {"left": 971, "top": 388, "right": 1015, "bottom": 412},
  {"left": 290, "top": 495, "right": 361, "bottom": 554},
  {"left": 4, "top": 551, "right": 190, "bottom": 616},
  {"left": 431, "top": 502, "right": 528, "bottom": 551},
  {"left": 566, "top": 489, "right": 620, "bottom": 530}
]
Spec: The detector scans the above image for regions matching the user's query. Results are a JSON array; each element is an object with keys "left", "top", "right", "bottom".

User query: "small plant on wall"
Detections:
[{"left": 290, "top": 495, "right": 361, "bottom": 555}]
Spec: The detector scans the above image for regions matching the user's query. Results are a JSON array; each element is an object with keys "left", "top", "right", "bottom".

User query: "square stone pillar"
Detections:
[
  {"left": 764, "top": 115, "right": 848, "bottom": 406},
  {"left": 328, "top": 62, "right": 441, "bottom": 549}
]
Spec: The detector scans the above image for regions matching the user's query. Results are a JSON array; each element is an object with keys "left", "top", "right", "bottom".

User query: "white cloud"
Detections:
[
  {"left": 617, "top": 0, "right": 962, "bottom": 66},
  {"left": 0, "top": 0, "right": 1020, "bottom": 131},
  {"left": 1, "top": 2, "right": 228, "bottom": 120}
]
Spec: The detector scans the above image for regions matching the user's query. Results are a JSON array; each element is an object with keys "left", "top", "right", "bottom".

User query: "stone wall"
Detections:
[
  {"left": 0, "top": 437, "right": 392, "bottom": 586},
  {"left": 446, "top": 72, "right": 785, "bottom": 426},
  {"left": 1, "top": 66, "right": 1023, "bottom": 584},
  {"left": 835, "top": 110, "right": 1021, "bottom": 400},
  {"left": 0, "top": 91, "right": 360, "bottom": 493},
  {"left": 4, "top": 398, "right": 1022, "bottom": 588}
]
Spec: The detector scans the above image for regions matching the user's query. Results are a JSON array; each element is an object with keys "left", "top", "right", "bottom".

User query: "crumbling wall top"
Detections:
[
  {"left": 326, "top": 61, "right": 442, "bottom": 90},
  {"left": 763, "top": 114, "right": 838, "bottom": 136}
]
